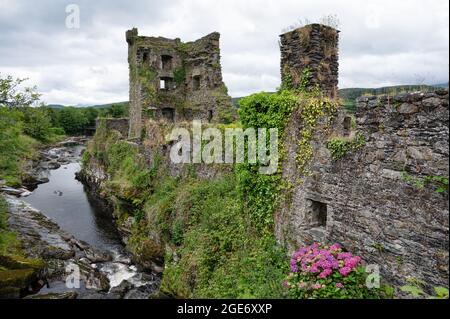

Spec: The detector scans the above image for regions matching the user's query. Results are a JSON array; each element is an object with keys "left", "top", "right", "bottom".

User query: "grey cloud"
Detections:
[{"left": 0, "top": 0, "right": 448, "bottom": 105}]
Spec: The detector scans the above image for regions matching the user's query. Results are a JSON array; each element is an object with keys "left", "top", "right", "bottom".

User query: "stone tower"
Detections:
[
  {"left": 280, "top": 24, "right": 339, "bottom": 98},
  {"left": 126, "top": 28, "right": 234, "bottom": 139}
]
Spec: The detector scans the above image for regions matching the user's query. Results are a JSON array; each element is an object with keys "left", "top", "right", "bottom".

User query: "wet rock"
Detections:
[
  {"left": 0, "top": 187, "right": 25, "bottom": 196},
  {"left": 109, "top": 280, "right": 133, "bottom": 298},
  {"left": 72, "top": 240, "right": 112, "bottom": 262},
  {"left": 71, "top": 260, "right": 110, "bottom": 292},
  {"left": 19, "top": 189, "right": 33, "bottom": 197},
  {"left": 47, "top": 161, "right": 61, "bottom": 170},
  {"left": 124, "top": 287, "right": 152, "bottom": 299},
  {"left": 24, "top": 291, "right": 78, "bottom": 299},
  {"left": 84, "top": 247, "right": 113, "bottom": 263},
  {"left": 42, "top": 246, "right": 75, "bottom": 260}
]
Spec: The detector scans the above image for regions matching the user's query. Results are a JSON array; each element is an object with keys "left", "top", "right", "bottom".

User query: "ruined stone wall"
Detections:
[
  {"left": 280, "top": 24, "right": 339, "bottom": 98},
  {"left": 96, "top": 118, "right": 129, "bottom": 139},
  {"left": 126, "top": 28, "right": 235, "bottom": 139},
  {"left": 275, "top": 90, "right": 449, "bottom": 289}
]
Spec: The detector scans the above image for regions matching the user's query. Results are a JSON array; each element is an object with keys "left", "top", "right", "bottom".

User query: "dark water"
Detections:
[
  {"left": 24, "top": 147, "right": 122, "bottom": 252},
  {"left": 23, "top": 145, "right": 153, "bottom": 289}
]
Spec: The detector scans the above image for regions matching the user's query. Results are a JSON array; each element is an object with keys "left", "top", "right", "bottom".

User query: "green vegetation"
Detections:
[
  {"left": 173, "top": 66, "right": 187, "bottom": 86},
  {"left": 156, "top": 175, "right": 287, "bottom": 298},
  {"left": 326, "top": 132, "right": 365, "bottom": 160},
  {"left": 401, "top": 171, "right": 449, "bottom": 194},
  {"left": 0, "top": 107, "right": 40, "bottom": 186},
  {"left": 401, "top": 278, "right": 449, "bottom": 299}
]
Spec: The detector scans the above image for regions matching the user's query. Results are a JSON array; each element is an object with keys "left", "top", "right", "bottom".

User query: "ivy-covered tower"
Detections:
[
  {"left": 280, "top": 24, "right": 339, "bottom": 98},
  {"left": 126, "top": 28, "right": 234, "bottom": 139}
]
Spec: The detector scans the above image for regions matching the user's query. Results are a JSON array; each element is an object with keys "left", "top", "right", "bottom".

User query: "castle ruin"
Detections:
[{"left": 126, "top": 28, "right": 235, "bottom": 139}]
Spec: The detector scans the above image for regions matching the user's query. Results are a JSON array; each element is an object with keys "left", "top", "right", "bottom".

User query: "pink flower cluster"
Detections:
[{"left": 290, "top": 243, "right": 362, "bottom": 279}]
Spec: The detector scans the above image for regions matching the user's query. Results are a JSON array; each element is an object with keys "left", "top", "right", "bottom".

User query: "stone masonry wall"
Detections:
[
  {"left": 280, "top": 24, "right": 339, "bottom": 98},
  {"left": 275, "top": 89, "right": 449, "bottom": 290},
  {"left": 96, "top": 118, "right": 129, "bottom": 139}
]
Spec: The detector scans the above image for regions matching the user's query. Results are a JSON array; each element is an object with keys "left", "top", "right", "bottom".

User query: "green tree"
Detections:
[
  {"left": 21, "top": 107, "right": 53, "bottom": 141},
  {"left": 0, "top": 73, "right": 41, "bottom": 109},
  {"left": 56, "top": 107, "right": 89, "bottom": 134},
  {"left": 83, "top": 107, "right": 99, "bottom": 127}
]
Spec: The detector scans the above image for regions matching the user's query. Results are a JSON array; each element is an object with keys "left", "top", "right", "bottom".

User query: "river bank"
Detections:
[{"left": 0, "top": 137, "right": 160, "bottom": 299}]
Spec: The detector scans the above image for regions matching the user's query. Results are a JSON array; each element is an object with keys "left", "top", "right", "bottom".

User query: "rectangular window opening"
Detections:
[
  {"left": 161, "top": 55, "right": 173, "bottom": 70},
  {"left": 307, "top": 199, "right": 327, "bottom": 227},
  {"left": 161, "top": 108, "right": 175, "bottom": 122},
  {"left": 343, "top": 116, "right": 352, "bottom": 136},
  {"left": 143, "top": 52, "right": 149, "bottom": 64},
  {"left": 193, "top": 75, "right": 201, "bottom": 91}
]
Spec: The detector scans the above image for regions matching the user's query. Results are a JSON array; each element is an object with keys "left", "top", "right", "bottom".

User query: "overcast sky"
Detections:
[{"left": 0, "top": 0, "right": 448, "bottom": 105}]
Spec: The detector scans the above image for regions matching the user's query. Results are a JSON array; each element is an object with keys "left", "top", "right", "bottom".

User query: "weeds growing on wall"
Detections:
[{"left": 326, "top": 132, "right": 366, "bottom": 161}]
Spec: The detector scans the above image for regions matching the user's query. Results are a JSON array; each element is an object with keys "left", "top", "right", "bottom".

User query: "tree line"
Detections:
[{"left": 0, "top": 74, "right": 128, "bottom": 142}]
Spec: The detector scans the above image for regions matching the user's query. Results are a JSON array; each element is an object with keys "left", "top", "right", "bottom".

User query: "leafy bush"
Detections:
[
  {"left": 285, "top": 243, "right": 383, "bottom": 299},
  {"left": 0, "top": 108, "right": 39, "bottom": 186},
  {"left": 21, "top": 107, "right": 54, "bottom": 142},
  {"left": 156, "top": 175, "right": 288, "bottom": 298},
  {"left": 55, "top": 107, "right": 89, "bottom": 135}
]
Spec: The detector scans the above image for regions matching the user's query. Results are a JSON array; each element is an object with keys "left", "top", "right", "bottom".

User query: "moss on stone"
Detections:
[
  {"left": 0, "top": 254, "right": 45, "bottom": 271},
  {"left": 0, "top": 268, "right": 38, "bottom": 288}
]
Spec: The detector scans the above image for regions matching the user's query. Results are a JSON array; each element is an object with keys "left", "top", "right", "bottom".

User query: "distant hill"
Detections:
[
  {"left": 87, "top": 101, "right": 129, "bottom": 109},
  {"left": 46, "top": 101, "right": 129, "bottom": 109},
  {"left": 433, "top": 82, "right": 449, "bottom": 88},
  {"left": 338, "top": 84, "right": 445, "bottom": 102},
  {"left": 46, "top": 104, "right": 65, "bottom": 109}
]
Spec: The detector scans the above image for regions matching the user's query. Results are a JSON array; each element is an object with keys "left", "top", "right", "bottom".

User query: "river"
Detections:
[{"left": 23, "top": 145, "right": 158, "bottom": 298}]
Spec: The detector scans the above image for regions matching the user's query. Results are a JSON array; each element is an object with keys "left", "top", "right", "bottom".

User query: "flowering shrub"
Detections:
[{"left": 284, "top": 243, "right": 382, "bottom": 299}]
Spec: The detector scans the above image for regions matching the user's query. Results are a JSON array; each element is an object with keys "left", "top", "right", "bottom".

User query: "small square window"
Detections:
[{"left": 306, "top": 199, "right": 327, "bottom": 227}]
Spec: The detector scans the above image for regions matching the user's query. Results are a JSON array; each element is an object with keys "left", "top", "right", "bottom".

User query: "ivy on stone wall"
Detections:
[{"left": 238, "top": 89, "right": 339, "bottom": 231}]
